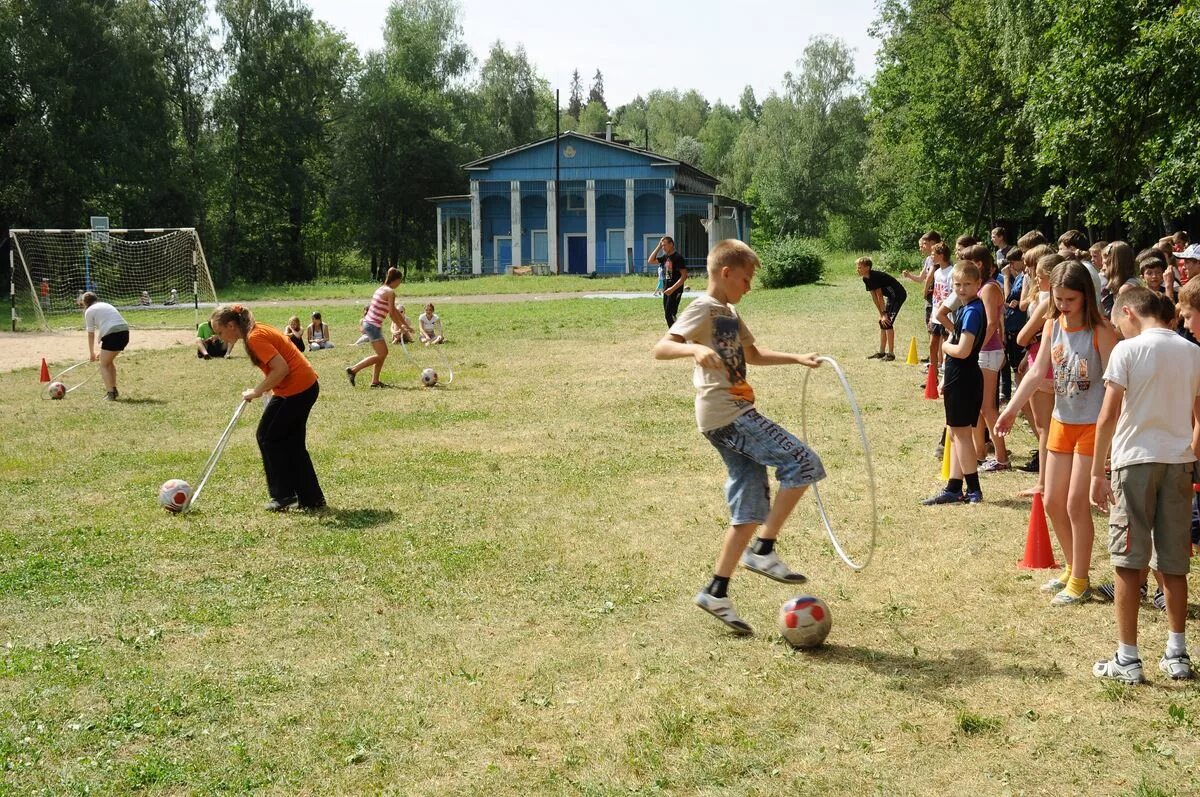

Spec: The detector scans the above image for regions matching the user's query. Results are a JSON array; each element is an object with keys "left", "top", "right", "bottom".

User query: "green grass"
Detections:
[{"left": 3, "top": 251, "right": 1200, "bottom": 795}]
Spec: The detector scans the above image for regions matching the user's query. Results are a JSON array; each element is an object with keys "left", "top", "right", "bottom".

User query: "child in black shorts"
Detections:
[
  {"left": 924, "top": 262, "right": 986, "bottom": 505},
  {"left": 857, "top": 257, "right": 907, "bottom": 361}
]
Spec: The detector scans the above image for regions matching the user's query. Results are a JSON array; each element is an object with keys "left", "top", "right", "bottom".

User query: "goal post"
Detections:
[{"left": 9, "top": 227, "right": 218, "bottom": 331}]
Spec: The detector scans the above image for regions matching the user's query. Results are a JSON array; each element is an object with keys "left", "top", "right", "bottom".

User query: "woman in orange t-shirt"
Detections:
[{"left": 211, "top": 304, "right": 325, "bottom": 512}]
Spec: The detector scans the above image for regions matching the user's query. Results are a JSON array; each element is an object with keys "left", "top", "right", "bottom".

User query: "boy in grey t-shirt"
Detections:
[{"left": 652, "top": 240, "right": 826, "bottom": 635}]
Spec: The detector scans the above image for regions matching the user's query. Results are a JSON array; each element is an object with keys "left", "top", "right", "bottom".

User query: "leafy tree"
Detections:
[
  {"left": 578, "top": 100, "right": 609, "bottom": 134},
  {"left": 214, "top": 0, "right": 357, "bottom": 283},
  {"left": 475, "top": 41, "right": 555, "bottom": 153},
  {"left": 670, "top": 135, "right": 704, "bottom": 167},
  {"left": 738, "top": 85, "right": 759, "bottom": 121},
  {"left": 328, "top": 0, "right": 475, "bottom": 279},
  {"left": 567, "top": 68, "right": 583, "bottom": 118},
  {"left": 588, "top": 69, "right": 606, "bottom": 108},
  {"left": 698, "top": 104, "right": 741, "bottom": 181}
]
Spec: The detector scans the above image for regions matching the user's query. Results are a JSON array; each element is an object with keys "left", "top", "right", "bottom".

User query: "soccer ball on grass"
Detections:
[
  {"left": 421, "top": 368, "right": 438, "bottom": 387},
  {"left": 778, "top": 595, "right": 832, "bottom": 649},
  {"left": 158, "top": 479, "right": 192, "bottom": 513}
]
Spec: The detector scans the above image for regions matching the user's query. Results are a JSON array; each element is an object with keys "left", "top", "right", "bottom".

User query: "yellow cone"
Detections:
[
  {"left": 940, "top": 427, "right": 952, "bottom": 481},
  {"left": 906, "top": 336, "right": 919, "bottom": 365}
]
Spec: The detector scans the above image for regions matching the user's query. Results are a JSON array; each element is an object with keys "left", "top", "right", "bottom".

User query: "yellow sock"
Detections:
[
  {"left": 1065, "top": 575, "right": 1090, "bottom": 597},
  {"left": 1057, "top": 566, "right": 1072, "bottom": 584}
]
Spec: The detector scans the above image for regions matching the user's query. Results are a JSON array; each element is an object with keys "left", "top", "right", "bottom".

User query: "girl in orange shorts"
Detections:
[{"left": 997, "top": 260, "right": 1118, "bottom": 605}]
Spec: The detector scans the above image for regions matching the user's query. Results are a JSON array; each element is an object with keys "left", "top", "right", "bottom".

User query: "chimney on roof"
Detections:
[{"left": 606, "top": 120, "right": 613, "bottom": 142}]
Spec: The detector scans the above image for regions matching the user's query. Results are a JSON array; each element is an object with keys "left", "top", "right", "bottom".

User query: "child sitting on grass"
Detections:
[
  {"left": 653, "top": 239, "right": 824, "bottom": 635},
  {"left": 923, "top": 261, "right": 986, "bottom": 505},
  {"left": 1090, "top": 287, "right": 1200, "bottom": 683},
  {"left": 857, "top": 256, "right": 907, "bottom": 361}
]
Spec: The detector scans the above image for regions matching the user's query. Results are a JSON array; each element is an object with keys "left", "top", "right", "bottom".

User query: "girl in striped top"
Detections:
[{"left": 346, "top": 268, "right": 406, "bottom": 388}]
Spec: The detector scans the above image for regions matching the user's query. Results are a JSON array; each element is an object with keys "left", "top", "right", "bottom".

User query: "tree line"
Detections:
[{"left": 2, "top": 0, "right": 1196, "bottom": 286}]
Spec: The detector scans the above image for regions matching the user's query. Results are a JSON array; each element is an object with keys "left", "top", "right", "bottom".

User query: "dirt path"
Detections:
[{"left": 0, "top": 290, "right": 695, "bottom": 374}]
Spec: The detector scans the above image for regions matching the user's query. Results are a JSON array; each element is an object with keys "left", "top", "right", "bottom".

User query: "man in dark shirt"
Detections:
[
  {"left": 857, "top": 256, "right": 908, "bottom": 361},
  {"left": 650, "top": 236, "right": 688, "bottom": 327}
]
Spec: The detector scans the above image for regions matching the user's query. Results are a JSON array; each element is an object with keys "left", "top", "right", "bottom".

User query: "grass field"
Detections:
[{"left": 3, "top": 254, "right": 1200, "bottom": 795}]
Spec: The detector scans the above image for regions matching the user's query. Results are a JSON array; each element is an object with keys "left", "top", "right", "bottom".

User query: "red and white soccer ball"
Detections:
[
  {"left": 158, "top": 479, "right": 192, "bottom": 513},
  {"left": 779, "top": 595, "right": 832, "bottom": 649},
  {"left": 420, "top": 368, "right": 438, "bottom": 387},
  {"left": 47, "top": 381, "right": 66, "bottom": 400}
]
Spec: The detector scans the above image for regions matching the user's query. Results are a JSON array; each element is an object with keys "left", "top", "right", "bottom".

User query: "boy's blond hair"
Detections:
[
  {"left": 856, "top": 256, "right": 873, "bottom": 269},
  {"left": 1178, "top": 279, "right": 1200, "bottom": 313},
  {"left": 952, "top": 261, "right": 981, "bottom": 283},
  {"left": 707, "top": 239, "right": 760, "bottom": 277}
]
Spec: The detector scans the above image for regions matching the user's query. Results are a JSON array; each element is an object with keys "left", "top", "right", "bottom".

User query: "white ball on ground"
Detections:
[
  {"left": 47, "top": 381, "right": 66, "bottom": 400},
  {"left": 778, "top": 595, "right": 832, "bottom": 649},
  {"left": 158, "top": 479, "right": 192, "bottom": 513},
  {"left": 421, "top": 368, "right": 438, "bottom": 387}
]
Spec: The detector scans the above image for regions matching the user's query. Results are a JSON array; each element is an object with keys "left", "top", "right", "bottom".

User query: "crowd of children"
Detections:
[{"left": 890, "top": 225, "right": 1200, "bottom": 682}]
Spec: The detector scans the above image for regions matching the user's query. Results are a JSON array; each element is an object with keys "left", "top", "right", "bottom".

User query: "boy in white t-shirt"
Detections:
[
  {"left": 1090, "top": 287, "right": 1200, "bottom": 683},
  {"left": 653, "top": 240, "right": 825, "bottom": 635}
]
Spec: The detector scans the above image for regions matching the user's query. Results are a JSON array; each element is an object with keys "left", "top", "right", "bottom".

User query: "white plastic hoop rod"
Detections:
[
  {"left": 801, "top": 355, "right": 878, "bottom": 571},
  {"left": 398, "top": 338, "right": 454, "bottom": 385},
  {"left": 187, "top": 399, "right": 249, "bottom": 512}
]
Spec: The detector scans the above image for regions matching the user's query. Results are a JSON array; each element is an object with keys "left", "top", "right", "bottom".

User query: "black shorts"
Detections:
[
  {"left": 880, "top": 295, "right": 905, "bottom": 330},
  {"left": 943, "top": 375, "right": 983, "bottom": 428},
  {"left": 100, "top": 330, "right": 129, "bottom": 352},
  {"left": 199, "top": 339, "right": 227, "bottom": 359},
  {"left": 929, "top": 322, "right": 949, "bottom": 338}
]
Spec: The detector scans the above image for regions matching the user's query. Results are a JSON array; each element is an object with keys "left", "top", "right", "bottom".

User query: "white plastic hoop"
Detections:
[
  {"left": 398, "top": 338, "right": 454, "bottom": 385},
  {"left": 40, "top": 360, "right": 95, "bottom": 399},
  {"left": 801, "top": 355, "right": 878, "bottom": 571},
  {"left": 187, "top": 399, "right": 249, "bottom": 513}
]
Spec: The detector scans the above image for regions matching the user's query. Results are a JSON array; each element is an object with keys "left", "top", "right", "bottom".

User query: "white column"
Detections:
[
  {"left": 708, "top": 200, "right": 719, "bottom": 250},
  {"left": 547, "top": 180, "right": 558, "bottom": 274},
  {"left": 436, "top": 206, "right": 444, "bottom": 274},
  {"left": 585, "top": 179, "right": 596, "bottom": 274},
  {"left": 664, "top": 180, "right": 675, "bottom": 244},
  {"left": 470, "top": 181, "right": 482, "bottom": 275},
  {"left": 624, "top": 178, "right": 635, "bottom": 274},
  {"left": 510, "top": 181, "right": 522, "bottom": 270}
]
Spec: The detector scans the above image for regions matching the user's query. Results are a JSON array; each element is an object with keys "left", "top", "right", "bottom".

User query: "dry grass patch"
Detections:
[{"left": 2, "top": 257, "right": 1200, "bottom": 794}]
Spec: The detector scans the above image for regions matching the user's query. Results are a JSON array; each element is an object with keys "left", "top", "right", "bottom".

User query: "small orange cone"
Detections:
[
  {"left": 940, "top": 428, "right": 952, "bottom": 481},
  {"left": 1018, "top": 492, "right": 1059, "bottom": 569},
  {"left": 38, "top": 358, "right": 50, "bottom": 383},
  {"left": 923, "top": 360, "right": 940, "bottom": 400},
  {"left": 906, "top": 336, "right": 919, "bottom": 366}
]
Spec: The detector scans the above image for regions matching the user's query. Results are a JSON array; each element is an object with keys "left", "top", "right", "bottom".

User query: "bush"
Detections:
[
  {"left": 876, "top": 249, "right": 922, "bottom": 274},
  {"left": 757, "top": 237, "right": 826, "bottom": 288}
]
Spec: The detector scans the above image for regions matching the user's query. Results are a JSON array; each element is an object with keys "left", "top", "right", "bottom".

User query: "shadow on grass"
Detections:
[
  {"left": 317, "top": 507, "right": 396, "bottom": 529},
  {"left": 116, "top": 397, "right": 168, "bottom": 405},
  {"left": 814, "top": 643, "right": 1065, "bottom": 697}
]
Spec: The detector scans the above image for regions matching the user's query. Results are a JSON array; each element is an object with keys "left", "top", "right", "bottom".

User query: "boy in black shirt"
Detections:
[
  {"left": 857, "top": 257, "right": 907, "bottom": 361},
  {"left": 650, "top": 236, "right": 688, "bottom": 327}
]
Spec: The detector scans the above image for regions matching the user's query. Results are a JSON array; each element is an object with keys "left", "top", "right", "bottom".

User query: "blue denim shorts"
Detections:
[
  {"left": 360, "top": 321, "right": 383, "bottom": 342},
  {"left": 703, "top": 408, "right": 826, "bottom": 525}
]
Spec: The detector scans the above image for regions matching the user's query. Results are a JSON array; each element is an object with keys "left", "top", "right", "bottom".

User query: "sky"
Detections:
[{"left": 301, "top": 0, "right": 881, "bottom": 107}]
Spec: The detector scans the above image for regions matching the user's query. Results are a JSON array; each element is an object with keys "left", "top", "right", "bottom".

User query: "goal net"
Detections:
[{"left": 9, "top": 228, "right": 218, "bottom": 331}]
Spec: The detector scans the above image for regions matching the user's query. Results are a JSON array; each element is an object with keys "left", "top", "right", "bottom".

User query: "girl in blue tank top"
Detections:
[{"left": 995, "top": 261, "right": 1117, "bottom": 606}]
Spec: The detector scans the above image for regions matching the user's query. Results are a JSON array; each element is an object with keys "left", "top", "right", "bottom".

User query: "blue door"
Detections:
[
  {"left": 567, "top": 236, "right": 587, "bottom": 274},
  {"left": 497, "top": 238, "right": 513, "bottom": 273}
]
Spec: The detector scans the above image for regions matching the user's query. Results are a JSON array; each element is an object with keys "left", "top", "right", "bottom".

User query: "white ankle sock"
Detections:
[
  {"left": 1167, "top": 632, "right": 1187, "bottom": 657},
  {"left": 1118, "top": 642, "right": 1139, "bottom": 663}
]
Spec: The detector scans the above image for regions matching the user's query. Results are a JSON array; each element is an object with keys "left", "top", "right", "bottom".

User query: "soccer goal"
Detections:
[{"left": 8, "top": 227, "right": 218, "bottom": 331}]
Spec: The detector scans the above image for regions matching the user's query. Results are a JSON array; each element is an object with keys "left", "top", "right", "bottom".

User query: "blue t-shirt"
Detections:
[{"left": 944, "top": 298, "right": 986, "bottom": 389}]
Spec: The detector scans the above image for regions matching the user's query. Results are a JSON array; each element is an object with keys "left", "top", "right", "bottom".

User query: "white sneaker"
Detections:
[
  {"left": 1160, "top": 651, "right": 1194, "bottom": 681},
  {"left": 741, "top": 548, "right": 807, "bottom": 584},
  {"left": 693, "top": 591, "right": 753, "bottom": 635},
  {"left": 1039, "top": 577, "right": 1067, "bottom": 594},
  {"left": 1093, "top": 654, "right": 1144, "bottom": 684}
]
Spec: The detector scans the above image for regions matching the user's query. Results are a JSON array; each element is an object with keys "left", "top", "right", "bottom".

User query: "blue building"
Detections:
[{"left": 429, "top": 130, "right": 751, "bottom": 276}]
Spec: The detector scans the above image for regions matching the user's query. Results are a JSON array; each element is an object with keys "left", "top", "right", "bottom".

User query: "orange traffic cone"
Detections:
[
  {"left": 906, "top": 336, "right": 919, "bottom": 366},
  {"left": 1018, "top": 492, "right": 1059, "bottom": 569},
  {"left": 923, "top": 360, "right": 940, "bottom": 400},
  {"left": 38, "top": 358, "right": 50, "bottom": 383}
]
